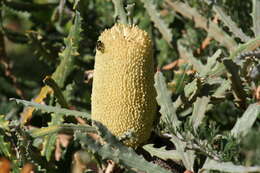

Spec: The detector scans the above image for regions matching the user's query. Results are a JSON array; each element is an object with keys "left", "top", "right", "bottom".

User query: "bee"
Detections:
[{"left": 96, "top": 40, "right": 105, "bottom": 53}]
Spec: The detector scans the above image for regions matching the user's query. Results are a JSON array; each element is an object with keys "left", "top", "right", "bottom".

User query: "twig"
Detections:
[
  {"left": 162, "top": 59, "right": 186, "bottom": 71},
  {"left": 105, "top": 160, "right": 116, "bottom": 173}
]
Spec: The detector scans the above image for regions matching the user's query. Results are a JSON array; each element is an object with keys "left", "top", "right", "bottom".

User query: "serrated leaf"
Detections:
[
  {"left": 200, "top": 49, "right": 222, "bottom": 78},
  {"left": 223, "top": 59, "right": 247, "bottom": 102},
  {"left": 11, "top": 98, "right": 91, "bottom": 119},
  {"left": 143, "top": 144, "right": 182, "bottom": 162},
  {"left": 213, "top": 6, "right": 250, "bottom": 42},
  {"left": 76, "top": 122, "right": 171, "bottom": 173},
  {"left": 231, "top": 103, "right": 260, "bottom": 138},
  {"left": 184, "top": 78, "right": 198, "bottom": 100},
  {"left": 141, "top": 0, "right": 173, "bottom": 45},
  {"left": 167, "top": 1, "right": 237, "bottom": 51},
  {"left": 170, "top": 64, "right": 192, "bottom": 94},
  {"left": 154, "top": 71, "right": 181, "bottom": 131},
  {"left": 177, "top": 40, "right": 204, "bottom": 73},
  {"left": 211, "top": 35, "right": 260, "bottom": 76},
  {"left": 52, "top": 11, "right": 82, "bottom": 88},
  {"left": 42, "top": 134, "right": 57, "bottom": 161},
  {"left": 170, "top": 136, "right": 195, "bottom": 171},
  {"left": 212, "top": 79, "right": 231, "bottom": 98},
  {"left": 190, "top": 96, "right": 210, "bottom": 130},
  {"left": 200, "top": 159, "right": 260, "bottom": 173}
]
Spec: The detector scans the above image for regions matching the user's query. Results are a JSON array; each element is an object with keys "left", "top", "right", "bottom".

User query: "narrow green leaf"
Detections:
[
  {"left": 143, "top": 144, "right": 182, "bottom": 162},
  {"left": 29, "top": 124, "right": 96, "bottom": 138},
  {"left": 10, "top": 98, "right": 91, "bottom": 119},
  {"left": 184, "top": 78, "right": 198, "bottom": 100},
  {"left": 190, "top": 96, "right": 210, "bottom": 130},
  {"left": 42, "top": 134, "right": 57, "bottom": 161},
  {"left": 76, "top": 122, "right": 171, "bottom": 173},
  {"left": 0, "top": 135, "right": 11, "bottom": 158},
  {"left": 52, "top": 11, "right": 82, "bottom": 88},
  {"left": 200, "top": 159, "right": 260, "bottom": 173},
  {"left": 170, "top": 136, "right": 195, "bottom": 171},
  {"left": 154, "top": 71, "right": 181, "bottom": 131},
  {"left": 215, "top": 83, "right": 231, "bottom": 99},
  {"left": 141, "top": 0, "right": 173, "bottom": 45},
  {"left": 223, "top": 59, "right": 247, "bottom": 103},
  {"left": 231, "top": 103, "right": 260, "bottom": 138},
  {"left": 213, "top": 6, "right": 250, "bottom": 42},
  {"left": 200, "top": 49, "right": 222, "bottom": 78},
  {"left": 177, "top": 40, "right": 204, "bottom": 73},
  {"left": 252, "top": 0, "right": 260, "bottom": 36}
]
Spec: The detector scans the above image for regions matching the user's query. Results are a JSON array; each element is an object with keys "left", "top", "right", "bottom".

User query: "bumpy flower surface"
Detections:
[{"left": 91, "top": 24, "right": 156, "bottom": 147}]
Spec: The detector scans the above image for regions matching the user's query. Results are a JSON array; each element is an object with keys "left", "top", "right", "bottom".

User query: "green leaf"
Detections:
[
  {"left": 184, "top": 78, "right": 198, "bottom": 101},
  {"left": 0, "top": 135, "right": 11, "bottom": 158},
  {"left": 52, "top": 11, "right": 82, "bottom": 88},
  {"left": 200, "top": 159, "right": 260, "bottom": 173},
  {"left": 252, "top": 0, "right": 260, "bottom": 36},
  {"left": 10, "top": 98, "right": 91, "bottom": 120},
  {"left": 212, "top": 79, "right": 231, "bottom": 98},
  {"left": 140, "top": 0, "right": 173, "bottom": 45},
  {"left": 231, "top": 103, "right": 260, "bottom": 138},
  {"left": 76, "top": 121, "right": 171, "bottom": 173},
  {"left": 154, "top": 71, "right": 181, "bottom": 132},
  {"left": 213, "top": 6, "right": 250, "bottom": 42},
  {"left": 29, "top": 124, "right": 96, "bottom": 138},
  {"left": 223, "top": 59, "right": 247, "bottom": 102},
  {"left": 0, "top": 115, "right": 9, "bottom": 130},
  {"left": 177, "top": 40, "right": 204, "bottom": 73},
  {"left": 170, "top": 136, "right": 195, "bottom": 171},
  {"left": 200, "top": 49, "right": 222, "bottom": 78},
  {"left": 143, "top": 144, "right": 182, "bottom": 162},
  {"left": 190, "top": 96, "right": 210, "bottom": 130}
]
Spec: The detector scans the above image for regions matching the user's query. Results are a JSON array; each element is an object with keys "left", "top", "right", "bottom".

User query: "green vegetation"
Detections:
[{"left": 0, "top": 0, "right": 259, "bottom": 172}]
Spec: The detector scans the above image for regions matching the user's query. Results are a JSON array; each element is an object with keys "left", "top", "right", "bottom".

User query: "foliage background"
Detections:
[{"left": 0, "top": 0, "right": 259, "bottom": 172}]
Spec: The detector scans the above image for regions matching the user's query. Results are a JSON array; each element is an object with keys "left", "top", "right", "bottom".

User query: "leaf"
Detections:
[
  {"left": 252, "top": 0, "right": 260, "bottom": 36},
  {"left": 184, "top": 78, "right": 198, "bottom": 101},
  {"left": 200, "top": 49, "right": 222, "bottom": 78},
  {"left": 170, "top": 136, "right": 195, "bottom": 171},
  {"left": 76, "top": 122, "right": 171, "bottom": 173},
  {"left": 0, "top": 136, "right": 11, "bottom": 158},
  {"left": 11, "top": 98, "right": 91, "bottom": 120},
  {"left": 223, "top": 59, "right": 247, "bottom": 102},
  {"left": 177, "top": 40, "right": 204, "bottom": 73},
  {"left": 170, "top": 64, "right": 192, "bottom": 94},
  {"left": 143, "top": 144, "right": 182, "bottom": 162},
  {"left": 0, "top": 115, "right": 9, "bottom": 131},
  {"left": 190, "top": 96, "right": 210, "bottom": 130},
  {"left": 29, "top": 124, "right": 96, "bottom": 138},
  {"left": 52, "top": 11, "right": 82, "bottom": 88},
  {"left": 166, "top": 0, "right": 237, "bottom": 51},
  {"left": 42, "top": 134, "right": 57, "bottom": 161},
  {"left": 212, "top": 79, "right": 231, "bottom": 98},
  {"left": 213, "top": 6, "right": 250, "bottom": 42},
  {"left": 141, "top": 0, "right": 173, "bottom": 45},
  {"left": 154, "top": 71, "right": 181, "bottom": 132},
  {"left": 200, "top": 158, "right": 260, "bottom": 173},
  {"left": 231, "top": 103, "right": 260, "bottom": 138}
]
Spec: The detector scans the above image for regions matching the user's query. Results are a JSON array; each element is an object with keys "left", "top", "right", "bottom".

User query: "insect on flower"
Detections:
[{"left": 96, "top": 40, "right": 105, "bottom": 53}]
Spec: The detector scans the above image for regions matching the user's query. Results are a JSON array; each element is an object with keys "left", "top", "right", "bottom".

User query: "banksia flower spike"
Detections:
[{"left": 91, "top": 24, "right": 156, "bottom": 147}]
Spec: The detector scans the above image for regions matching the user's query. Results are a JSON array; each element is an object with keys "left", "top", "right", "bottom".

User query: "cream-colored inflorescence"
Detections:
[{"left": 91, "top": 24, "right": 156, "bottom": 147}]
